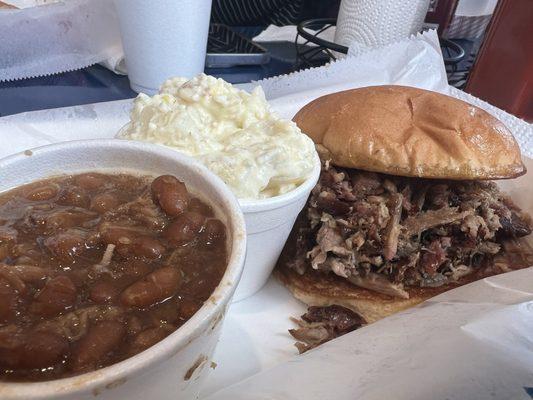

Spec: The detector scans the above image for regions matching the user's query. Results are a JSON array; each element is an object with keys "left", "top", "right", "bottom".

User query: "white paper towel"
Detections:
[{"left": 334, "top": 0, "right": 430, "bottom": 54}]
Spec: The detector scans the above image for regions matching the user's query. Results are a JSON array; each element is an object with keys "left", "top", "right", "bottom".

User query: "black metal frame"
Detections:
[{"left": 294, "top": 18, "right": 466, "bottom": 71}]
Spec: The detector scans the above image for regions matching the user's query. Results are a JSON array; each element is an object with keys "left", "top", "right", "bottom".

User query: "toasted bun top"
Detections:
[{"left": 293, "top": 85, "right": 525, "bottom": 180}]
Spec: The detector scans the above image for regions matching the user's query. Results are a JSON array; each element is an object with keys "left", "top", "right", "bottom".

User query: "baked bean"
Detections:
[
  {"left": 125, "top": 315, "right": 143, "bottom": 336},
  {"left": 70, "top": 321, "right": 125, "bottom": 372},
  {"left": 178, "top": 298, "right": 202, "bottom": 320},
  {"left": 202, "top": 219, "right": 226, "bottom": 245},
  {"left": 131, "top": 236, "right": 165, "bottom": 259},
  {"left": 101, "top": 225, "right": 138, "bottom": 246},
  {"left": 41, "top": 209, "right": 97, "bottom": 231},
  {"left": 164, "top": 212, "right": 206, "bottom": 245},
  {"left": 44, "top": 231, "right": 86, "bottom": 260},
  {"left": 0, "top": 243, "right": 11, "bottom": 261},
  {"left": 121, "top": 260, "right": 152, "bottom": 278},
  {"left": 114, "top": 238, "right": 164, "bottom": 260},
  {"left": 25, "top": 184, "right": 59, "bottom": 201},
  {"left": 188, "top": 197, "right": 214, "bottom": 217},
  {"left": 90, "top": 192, "right": 121, "bottom": 213},
  {"left": 58, "top": 187, "right": 89, "bottom": 208},
  {"left": 74, "top": 173, "right": 106, "bottom": 190},
  {"left": 31, "top": 276, "right": 77, "bottom": 317},
  {"left": 0, "top": 330, "right": 69, "bottom": 370},
  {"left": 0, "top": 279, "right": 18, "bottom": 322},
  {"left": 0, "top": 226, "right": 17, "bottom": 242},
  {"left": 0, "top": 172, "right": 228, "bottom": 381},
  {"left": 129, "top": 327, "right": 170, "bottom": 353},
  {"left": 0, "top": 264, "right": 49, "bottom": 283},
  {"left": 89, "top": 281, "right": 119, "bottom": 304},
  {"left": 120, "top": 267, "right": 181, "bottom": 308},
  {"left": 0, "top": 264, "right": 50, "bottom": 295},
  {"left": 151, "top": 175, "right": 189, "bottom": 217}
]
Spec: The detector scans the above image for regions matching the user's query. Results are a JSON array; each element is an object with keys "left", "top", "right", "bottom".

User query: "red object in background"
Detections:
[
  {"left": 425, "top": 0, "right": 459, "bottom": 35},
  {"left": 465, "top": 0, "right": 533, "bottom": 122}
]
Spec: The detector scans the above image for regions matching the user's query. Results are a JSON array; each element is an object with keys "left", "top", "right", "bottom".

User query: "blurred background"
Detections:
[{"left": 0, "top": 0, "right": 530, "bottom": 121}]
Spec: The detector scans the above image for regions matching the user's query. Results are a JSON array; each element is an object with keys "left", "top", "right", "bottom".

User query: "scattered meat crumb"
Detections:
[{"left": 289, "top": 305, "right": 366, "bottom": 353}]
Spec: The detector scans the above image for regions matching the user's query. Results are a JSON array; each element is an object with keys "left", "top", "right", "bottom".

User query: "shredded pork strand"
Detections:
[
  {"left": 89, "top": 244, "right": 116, "bottom": 276},
  {"left": 290, "top": 163, "right": 533, "bottom": 299},
  {"left": 289, "top": 305, "right": 366, "bottom": 353}
]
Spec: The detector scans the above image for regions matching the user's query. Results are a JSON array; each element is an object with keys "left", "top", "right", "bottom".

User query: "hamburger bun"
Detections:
[
  {"left": 275, "top": 260, "right": 493, "bottom": 324},
  {"left": 293, "top": 85, "right": 525, "bottom": 180}
]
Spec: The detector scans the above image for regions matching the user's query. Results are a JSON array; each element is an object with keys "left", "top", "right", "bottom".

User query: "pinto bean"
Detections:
[
  {"left": 0, "top": 243, "right": 10, "bottom": 260},
  {"left": 0, "top": 264, "right": 50, "bottom": 294},
  {"left": 187, "top": 197, "right": 214, "bottom": 217},
  {"left": 0, "top": 279, "right": 18, "bottom": 322},
  {"left": 70, "top": 321, "right": 124, "bottom": 372},
  {"left": 89, "top": 281, "right": 119, "bottom": 304},
  {"left": 40, "top": 209, "right": 97, "bottom": 232},
  {"left": 126, "top": 315, "right": 143, "bottom": 336},
  {"left": 0, "top": 329, "right": 69, "bottom": 370},
  {"left": 101, "top": 225, "right": 139, "bottom": 246},
  {"left": 178, "top": 298, "right": 202, "bottom": 320},
  {"left": 151, "top": 175, "right": 189, "bottom": 217},
  {"left": 106, "top": 232, "right": 164, "bottom": 259},
  {"left": 131, "top": 236, "right": 165, "bottom": 259},
  {"left": 74, "top": 173, "right": 106, "bottom": 190},
  {"left": 25, "top": 184, "right": 59, "bottom": 201},
  {"left": 164, "top": 212, "right": 206, "bottom": 246},
  {"left": 129, "top": 327, "right": 170, "bottom": 354},
  {"left": 44, "top": 231, "right": 86, "bottom": 261},
  {"left": 58, "top": 187, "right": 89, "bottom": 208},
  {"left": 90, "top": 192, "right": 121, "bottom": 213},
  {"left": 121, "top": 260, "right": 152, "bottom": 278},
  {"left": 202, "top": 219, "right": 226, "bottom": 245},
  {"left": 120, "top": 267, "right": 181, "bottom": 308},
  {"left": 0, "top": 226, "right": 17, "bottom": 242},
  {"left": 31, "top": 276, "right": 77, "bottom": 317}
]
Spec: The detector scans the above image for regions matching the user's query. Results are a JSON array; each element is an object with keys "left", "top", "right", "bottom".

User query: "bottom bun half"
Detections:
[{"left": 274, "top": 260, "right": 513, "bottom": 324}]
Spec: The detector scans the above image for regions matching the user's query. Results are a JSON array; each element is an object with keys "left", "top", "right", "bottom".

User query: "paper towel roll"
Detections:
[{"left": 334, "top": 0, "right": 430, "bottom": 55}]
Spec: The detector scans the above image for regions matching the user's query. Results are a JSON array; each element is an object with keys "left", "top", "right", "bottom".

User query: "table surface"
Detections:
[
  {"left": 0, "top": 31, "right": 476, "bottom": 119},
  {"left": 0, "top": 37, "right": 320, "bottom": 118}
]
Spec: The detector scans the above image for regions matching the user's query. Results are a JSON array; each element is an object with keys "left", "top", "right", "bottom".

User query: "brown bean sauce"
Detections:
[{"left": 0, "top": 173, "right": 227, "bottom": 381}]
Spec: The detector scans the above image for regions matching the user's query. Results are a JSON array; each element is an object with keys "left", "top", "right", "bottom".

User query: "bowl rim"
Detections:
[
  {"left": 0, "top": 139, "right": 247, "bottom": 398},
  {"left": 239, "top": 150, "right": 321, "bottom": 213}
]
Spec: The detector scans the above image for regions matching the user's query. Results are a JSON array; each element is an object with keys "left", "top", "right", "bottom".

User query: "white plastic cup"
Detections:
[
  {"left": 233, "top": 151, "right": 321, "bottom": 302},
  {"left": 114, "top": 0, "right": 212, "bottom": 94}
]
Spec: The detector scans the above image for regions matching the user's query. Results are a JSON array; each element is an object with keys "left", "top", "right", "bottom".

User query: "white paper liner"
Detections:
[
  {"left": 0, "top": 0, "right": 122, "bottom": 81},
  {"left": 206, "top": 275, "right": 533, "bottom": 400}
]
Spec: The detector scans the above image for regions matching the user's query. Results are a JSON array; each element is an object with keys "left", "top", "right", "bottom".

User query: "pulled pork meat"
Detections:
[
  {"left": 289, "top": 305, "right": 366, "bottom": 353},
  {"left": 290, "top": 164, "right": 533, "bottom": 298}
]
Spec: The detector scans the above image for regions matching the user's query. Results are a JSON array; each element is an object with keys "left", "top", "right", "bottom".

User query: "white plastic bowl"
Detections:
[
  {"left": 0, "top": 139, "right": 247, "bottom": 400},
  {"left": 234, "top": 151, "right": 321, "bottom": 301}
]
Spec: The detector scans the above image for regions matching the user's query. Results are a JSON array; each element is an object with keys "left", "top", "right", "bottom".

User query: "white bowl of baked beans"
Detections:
[{"left": 0, "top": 139, "right": 247, "bottom": 400}]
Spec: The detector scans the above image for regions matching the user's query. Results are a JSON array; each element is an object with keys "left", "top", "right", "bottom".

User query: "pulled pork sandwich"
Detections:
[{"left": 276, "top": 85, "right": 533, "bottom": 325}]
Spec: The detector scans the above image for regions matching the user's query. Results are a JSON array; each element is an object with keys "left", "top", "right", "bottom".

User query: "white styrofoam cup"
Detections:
[
  {"left": 233, "top": 151, "right": 321, "bottom": 302},
  {"left": 114, "top": 0, "right": 212, "bottom": 94}
]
